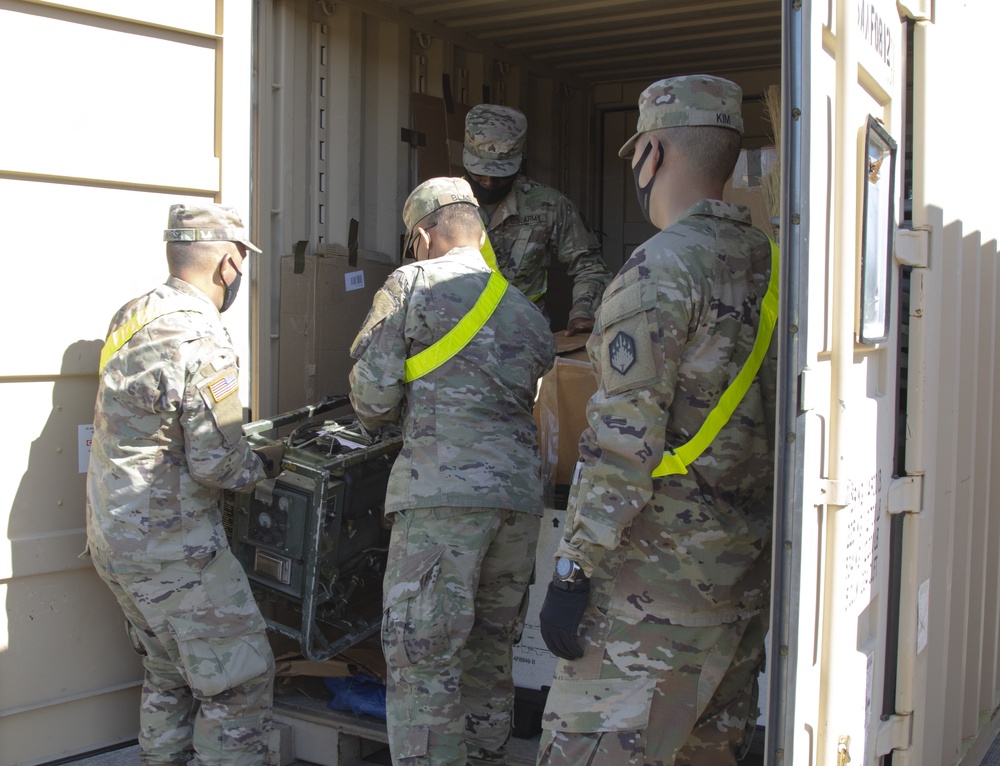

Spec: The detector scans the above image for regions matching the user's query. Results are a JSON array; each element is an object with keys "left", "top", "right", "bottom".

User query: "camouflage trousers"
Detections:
[
  {"left": 90, "top": 545, "right": 275, "bottom": 766},
  {"left": 536, "top": 607, "right": 767, "bottom": 766},
  {"left": 381, "top": 506, "right": 540, "bottom": 766}
]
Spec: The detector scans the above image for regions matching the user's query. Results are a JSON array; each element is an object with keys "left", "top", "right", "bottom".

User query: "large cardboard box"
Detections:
[
  {"left": 512, "top": 506, "right": 566, "bottom": 692},
  {"left": 534, "top": 349, "right": 598, "bottom": 498},
  {"left": 278, "top": 248, "right": 397, "bottom": 413}
]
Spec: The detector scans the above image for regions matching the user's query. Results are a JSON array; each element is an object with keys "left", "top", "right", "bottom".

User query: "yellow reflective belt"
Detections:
[
  {"left": 652, "top": 237, "right": 779, "bottom": 477},
  {"left": 404, "top": 270, "right": 509, "bottom": 382},
  {"left": 480, "top": 232, "right": 545, "bottom": 302},
  {"left": 99, "top": 305, "right": 202, "bottom": 372}
]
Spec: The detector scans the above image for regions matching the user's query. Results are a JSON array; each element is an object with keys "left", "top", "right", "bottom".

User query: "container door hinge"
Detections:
[
  {"left": 876, "top": 713, "right": 913, "bottom": 755},
  {"left": 818, "top": 479, "right": 848, "bottom": 508},
  {"left": 887, "top": 475, "right": 923, "bottom": 515},
  {"left": 895, "top": 227, "right": 929, "bottom": 268}
]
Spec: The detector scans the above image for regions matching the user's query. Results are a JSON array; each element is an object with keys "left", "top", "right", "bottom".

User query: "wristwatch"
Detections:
[{"left": 552, "top": 557, "right": 589, "bottom": 591}]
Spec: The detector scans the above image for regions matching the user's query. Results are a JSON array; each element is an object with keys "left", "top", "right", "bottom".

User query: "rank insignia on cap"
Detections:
[
  {"left": 609, "top": 331, "right": 636, "bottom": 374},
  {"left": 209, "top": 371, "right": 239, "bottom": 402}
]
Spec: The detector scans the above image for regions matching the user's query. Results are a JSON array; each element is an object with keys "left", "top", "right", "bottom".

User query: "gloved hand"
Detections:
[
  {"left": 253, "top": 443, "right": 286, "bottom": 479},
  {"left": 539, "top": 578, "right": 590, "bottom": 660}
]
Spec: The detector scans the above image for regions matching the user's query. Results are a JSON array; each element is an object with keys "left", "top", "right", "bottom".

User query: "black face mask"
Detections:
[
  {"left": 220, "top": 261, "right": 242, "bottom": 313},
  {"left": 467, "top": 175, "right": 516, "bottom": 206},
  {"left": 632, "top": 141, "right": 663, "bottom": 223}
]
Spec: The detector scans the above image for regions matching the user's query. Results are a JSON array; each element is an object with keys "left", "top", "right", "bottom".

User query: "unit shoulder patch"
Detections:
[
  {"left": 600, "top": 313, "right": 658, "bottom": 396},
  {"left": 609, "top": 331, "right": 637, "bottom": 374}
]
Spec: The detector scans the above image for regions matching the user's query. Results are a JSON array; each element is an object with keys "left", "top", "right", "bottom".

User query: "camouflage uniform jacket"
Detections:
[
  {"left": 483, "top": 175, "right": 610, "bottom": 322},
  {"left": 556, "top": 200, "right": 777, "bottom": 625},
  {"left": 86, "top": 276, "right": 266, "bottom": 562},
  {"left": 349, "top": 247, "right": 556, "bottom": 515}
]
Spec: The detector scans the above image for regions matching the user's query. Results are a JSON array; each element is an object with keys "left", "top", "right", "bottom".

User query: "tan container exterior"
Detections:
[{"left": 0, "top": 1, "right": 254, "bottom": 762}]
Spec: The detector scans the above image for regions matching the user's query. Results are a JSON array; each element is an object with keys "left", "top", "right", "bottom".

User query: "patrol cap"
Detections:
[
  {"left": 402, "top": 176, "right": 479, "bottom": 232},
  {"left": 401, "top": 177, "right": 479, "bottom": 259},
  {"left": 163, "top": 202, "right": 262, "bottom": 253},
  {"left": 463, "top": 104, "right": 527, "bottom": 177},
  {"left": 619, "top": 75, "right": 744, "bottom": 159}
]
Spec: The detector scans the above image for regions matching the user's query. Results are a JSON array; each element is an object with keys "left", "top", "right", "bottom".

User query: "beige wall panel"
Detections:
[
  {"left": 0, "top": 7, "right": 218, "bottom": 190},
  {"left": 0, "top": 181, "right": 221, "bottom": 377},
  {"left": 21, "top": 0, "right": 217, "bottom": 34},
  {"left": 1, "top": 570, "right": 141, "bottom": 710},
  {"left": 0, "top": 1, "right": 253, "bottom": 760},
  {"left": 3, "top": 378, "right": 99, "bottom": 564},
  {"left": 361, "top": 18, "right": 410, "bottom": 259},
  {"left": 0, "top": 685, "right": 140, "bottom": 766}
]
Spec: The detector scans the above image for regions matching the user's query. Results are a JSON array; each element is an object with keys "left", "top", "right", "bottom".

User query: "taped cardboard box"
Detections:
[
  {"left": 534, "top": 337, "right": 597, "bottom": 505},
  {"left": 278, "top": 246, "right": 397, "bottom": 413}
]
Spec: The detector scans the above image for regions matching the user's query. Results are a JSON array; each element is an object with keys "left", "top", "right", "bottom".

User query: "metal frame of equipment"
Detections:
[{"left": 222, "top": 397, "right": 401, "bottom": 661}]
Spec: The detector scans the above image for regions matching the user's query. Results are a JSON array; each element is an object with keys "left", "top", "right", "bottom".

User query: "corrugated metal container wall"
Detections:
[
  {"left": 0, "top": 1, "right": 255, "bottom": 762},
  {"left": 903, "top": 2, "right": 1000, "bottom": 763}
]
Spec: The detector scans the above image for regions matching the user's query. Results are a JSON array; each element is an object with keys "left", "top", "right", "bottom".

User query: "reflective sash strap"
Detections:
[
  {"left": 404, "top": 270, "right": 509, "bottom": 382},
  {"left": 480, "top": 233, "right": 545, "bottom": 302},
  {"left": 652, "top": 237, "right": 780, "bottom": 478},
  {"left": 99, "top": 305, "right": 203, "bottom": 372},
  {"left": 480, "top": 232, "right": 500, "bottom": 272}
]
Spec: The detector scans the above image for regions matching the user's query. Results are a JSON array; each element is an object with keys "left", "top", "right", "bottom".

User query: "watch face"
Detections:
[{"left": 555, "top": 557, "right": 573, "bottom": 579}]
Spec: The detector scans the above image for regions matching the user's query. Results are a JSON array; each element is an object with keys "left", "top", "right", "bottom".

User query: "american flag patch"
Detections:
[{"left": 209, "top": 371, "right": 239, "bottom": 402}]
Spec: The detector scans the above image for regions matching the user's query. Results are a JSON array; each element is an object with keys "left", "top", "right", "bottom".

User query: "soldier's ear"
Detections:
[
  {"left": 415, "top": 227, "right": 433, "bottom": 260},
  {"left": 477, "top": 229, "right": 486, "bottom": 249}
]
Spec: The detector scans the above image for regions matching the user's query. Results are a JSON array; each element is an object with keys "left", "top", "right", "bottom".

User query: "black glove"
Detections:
[
  {"left": 539, "top": 579, "right": 590, "bottom": 660},
  {"left": 253, "top": 443, "right": 286, "bottom": 479}
]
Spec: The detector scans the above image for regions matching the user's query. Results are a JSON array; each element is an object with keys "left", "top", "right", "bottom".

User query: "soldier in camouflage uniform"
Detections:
[
  {"left": 463, "top": 104, "right": 611, "bottom": 334},
  {"left": 535, "top": 76, "right": 777, "bottom": 766},
  {"left": 349, "top": 178, "right": 556, "bottom": 766},
  {"left": 86, "top": 203, "right": 285, "bottom": 766}
]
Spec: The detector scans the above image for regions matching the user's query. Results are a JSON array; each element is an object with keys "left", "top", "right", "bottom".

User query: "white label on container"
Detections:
[
  {"left": 79, "top": 424, "right": 94, "bottom": 473},
  {"left": 345, "top": 271, "right": 365, "bottom": 291}
]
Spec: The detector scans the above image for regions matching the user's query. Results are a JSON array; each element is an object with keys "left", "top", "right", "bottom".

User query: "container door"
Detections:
[
  {"left": 768, "top": 0, "right": 908, "bottom": 763},
  {"left": 0, "top": 1, "right": 254, "bottom": 762}
]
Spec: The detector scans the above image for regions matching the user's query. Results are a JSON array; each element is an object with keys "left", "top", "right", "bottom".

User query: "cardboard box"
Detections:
[
  {"left": 512, "top": 506, "right": 566, "bottom": 691},
  {"left": 278, "top": 248, "right": 397, "bottom": 413},
  {"left": 534, "top": 351, "right": 597, "bottom": 494}
]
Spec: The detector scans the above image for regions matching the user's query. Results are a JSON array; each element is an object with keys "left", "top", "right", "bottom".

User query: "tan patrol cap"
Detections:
[
  {"left": 619, "top": 75, "right": 744, "bottom": 159},
  {"left": 463, "top": 104, "right": 527, "bottom": 177},
  {"left": 163, "top": 202, "right": 262, "bottom": 253},
  {"left": 402, "top": 177, "right": 479, "bottom": 232},
  {"left": 401, "top": 177, "right": 480, "bottom": 259}
]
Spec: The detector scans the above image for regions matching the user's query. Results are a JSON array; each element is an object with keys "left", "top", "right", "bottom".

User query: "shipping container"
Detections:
[{"left": 2, "top": 0, "right": 999, "bottom": 764}]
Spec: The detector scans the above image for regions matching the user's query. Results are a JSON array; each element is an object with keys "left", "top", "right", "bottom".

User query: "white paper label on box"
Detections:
[
  {"left": 79, "top": 424, "right": 94, "bottom": 473},
  {"left": 345, "top": 271, "right": 365, "bottom": 291}
]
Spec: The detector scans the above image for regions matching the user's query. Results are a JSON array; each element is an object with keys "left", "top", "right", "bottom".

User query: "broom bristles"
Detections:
[{"left": 761, "top": 84, "right": 781, "bottom": 229}]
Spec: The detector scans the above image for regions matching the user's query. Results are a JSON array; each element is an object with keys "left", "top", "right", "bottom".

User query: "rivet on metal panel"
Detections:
[
  {"left": 785, "top": 432, "right": 795, "bottom": 443},
  {"left": 784, "top": 540, "right": 792, "bottom": 550},
  {"left": 791, "top": 214, "right": 800, "bottom": 225},
  {"left": 792, "top": 108, "right": 801, "bottom": 120},
  {"left": 788, "top": 324, "right": 798, "bottom": 334},
  {"left": 775, "top": 749, "right": 784, "bottom": 760},
  {"left": 779, "top": 645, "right": 788, "bottom": 656}
]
